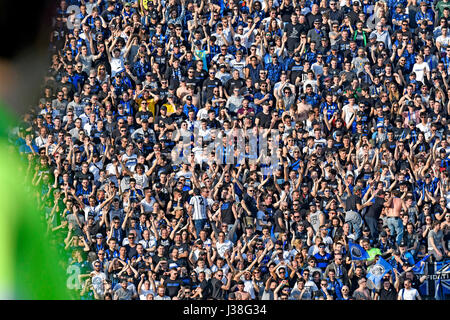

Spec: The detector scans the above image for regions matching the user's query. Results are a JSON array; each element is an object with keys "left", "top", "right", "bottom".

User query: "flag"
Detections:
[
  {"left": 367, "top": 257, "right": 393, "bottom": 287},
  {"left": 348, "top": 241, "right": 370, "bottom": 260},
  {"left": 434, "top": 262, "right": 450, "bottom": 300},
  {"left": 412, "top": 255, "right": 431, "bottom": 274}
]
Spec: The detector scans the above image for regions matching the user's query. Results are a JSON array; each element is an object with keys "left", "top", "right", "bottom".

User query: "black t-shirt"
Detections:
[
  {"left": 152, "top": 254, "right": 168, "bottom": 266},
  {"left": 284, "top": 23, "right": 302, "bottom": 51},
  {"left": 165, "top": 278, "right": 183, "bottom": 297},
  {"left": 345, "top": 194, "right": 361, "bottom": 211},
  {"left": 225, "top": 78, "right": 245, "bottom": 96},
  {"left": 243, "top": 193, "right": 258, "bottom": 217},
  {"left": 74, "top": 171, "right": 94, "bottom": 184},
  {"left": 209, "top": 278, "right": 225, "bottom": 300},
  {"left": 136, "top": 111, "right": 153, "bottom": 123},
  {"left": 157, "top": 236, "right": 173, "bottom": 256},
  {"left": 170, "top": 111, "right": 188, "bottom": 127},
  {"left": 220, "top": 201, "right": 235, "bottom": 225},
  {"left": 378, "top": 286, "right": 398, "bottom": 300},
  {"left": 125, "top": 243, "right": 138, "bottom": 260},
  {"left": 255, "top": 111, "right": 271, "bottom": 128},
  {"left": 194, "top": 70, "right": 208, "bottom": 88},
  {"left": 336, "top": 38, "right": 350, "bottom": 52},
  {"left": 280, "top": 4, "right": 294, "bottom": 22},
  {"left": 365, "top": 196, "right": 384, "bottom": 219},
  {"left": 169, "top": 243, "right": 190, "bottom": 259},
  {"left": 207, "top": 118, "right": 221, "bottom": 129},
  {"left": 155, "top": 115, "right": 173, "bottom": 128},
  {"left": 203, "top": 78, "right": 223, "bottom": 99},
  {"left": 306, "top": 13, "right": 322, "bottom": 28},
  {"left": 273, "top": 210, "right": 286, "bottom": 233}
]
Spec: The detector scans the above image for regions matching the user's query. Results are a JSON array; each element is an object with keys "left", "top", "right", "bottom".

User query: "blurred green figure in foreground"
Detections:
[{"left": 0, "top": 2, "right": 71, "bottom": 299}]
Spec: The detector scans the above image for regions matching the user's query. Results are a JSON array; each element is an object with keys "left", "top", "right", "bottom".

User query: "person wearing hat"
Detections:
[
  {"left": 391, "top": 4, "right": 408, "bottom": 31},
  {"left": 192, "top": 38, "right": 210, "bottom": 71},
  {"left": 376, "top": 229, "right": 395, "bottom": 255},
  {"left": 416, "top": 1, "right": 434, "bottom": 29},
  {"left": 392, "top": 241, "right": 415, "bottom": 270},
  {"left": 89, "top": 232, "right": 106, "bottom": 253},
  {"left": 266, "top": 53, "right": 283, "bottom": 85},
  {"left": 229, "top": 35, "right": 247, "bottom": 56},
  {"left": 307, "top": 18, "right": 324, "bottom": 46},
  {"left": 287, "top": 51, "right": 304, "bottom": 84}
]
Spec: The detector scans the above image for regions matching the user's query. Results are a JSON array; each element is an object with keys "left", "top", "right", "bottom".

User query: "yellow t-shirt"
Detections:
[
  {"left": 136, "top": 98, "right": 156, "bottom": 116},
  {"left": 162, "top": 103, "right": 176, "bottom": 115}
]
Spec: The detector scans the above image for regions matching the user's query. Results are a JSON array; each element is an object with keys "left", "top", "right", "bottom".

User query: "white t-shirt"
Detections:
[
  {"left": 110, "top": 52, "right": 125, "bottom": 77},
  {"left": 105, "top": 163, "right": 122, "bottom": 186},
  {"left": 216, "top": 240, "right": 234, "bottom": 258},
  {"left": 229, "top": 59, "right": 247, "bottom": 78},
  {"left": 122, "top": 153, "right": 138, "bottom": 171},
  {"left": 189, "top": 195, "right": 213, "bottom": 220},
  {"left": 139, "top": 237, "right": 157, "bottom": 252},
  {"left": 399, "top": 287, "right": 420, "bottom": 300},
  {"left": 437, "top": 35, "right": 450, "bottom": 50},
  {"left": 342, "top": 104, "right": 359, "bottom": 124},
  {"left": 133, "top": 172, "right": 149, "bottom": 189},
  {"left": 412, "top": 62, "right": 430, "bottom": 83},
  {"left": 91, "top": 272, "right": 107, "bottom": 296},
  {"left": 140, "top": 197, "right": 155, "bottom": 213},
  {"left": 139, "top": 289, "right": 155, "bottom": 300}
]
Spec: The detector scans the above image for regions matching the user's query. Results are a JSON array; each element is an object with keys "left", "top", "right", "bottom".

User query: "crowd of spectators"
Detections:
[{"left": 12, "top": 0, "right": 450, "bottom": 300}]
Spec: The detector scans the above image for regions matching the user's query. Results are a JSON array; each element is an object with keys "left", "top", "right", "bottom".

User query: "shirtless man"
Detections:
[
  {"left": 235, "top": 281, "right": 251, "bottom": 300},
  {"left": 296, "top": 96, "right": 312, "bottom": 122},
  {"left": 384, "top": 190, "right": 406, "bottom": 246}
]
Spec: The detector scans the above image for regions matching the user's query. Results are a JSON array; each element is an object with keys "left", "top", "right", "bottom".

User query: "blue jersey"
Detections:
[
  {"left": 266, "top": 63, "right": 283, "bottom": 83},
  {"left": 313, "top": 252, "right": 332, "bottom": 270},
  {"left": 304, "top": 93, "right": 321, "bottom": 108}
]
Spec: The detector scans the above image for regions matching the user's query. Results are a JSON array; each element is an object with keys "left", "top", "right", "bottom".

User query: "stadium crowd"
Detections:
[{"left": 11, "top": 0, "right": 450, "bottom": 300}]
